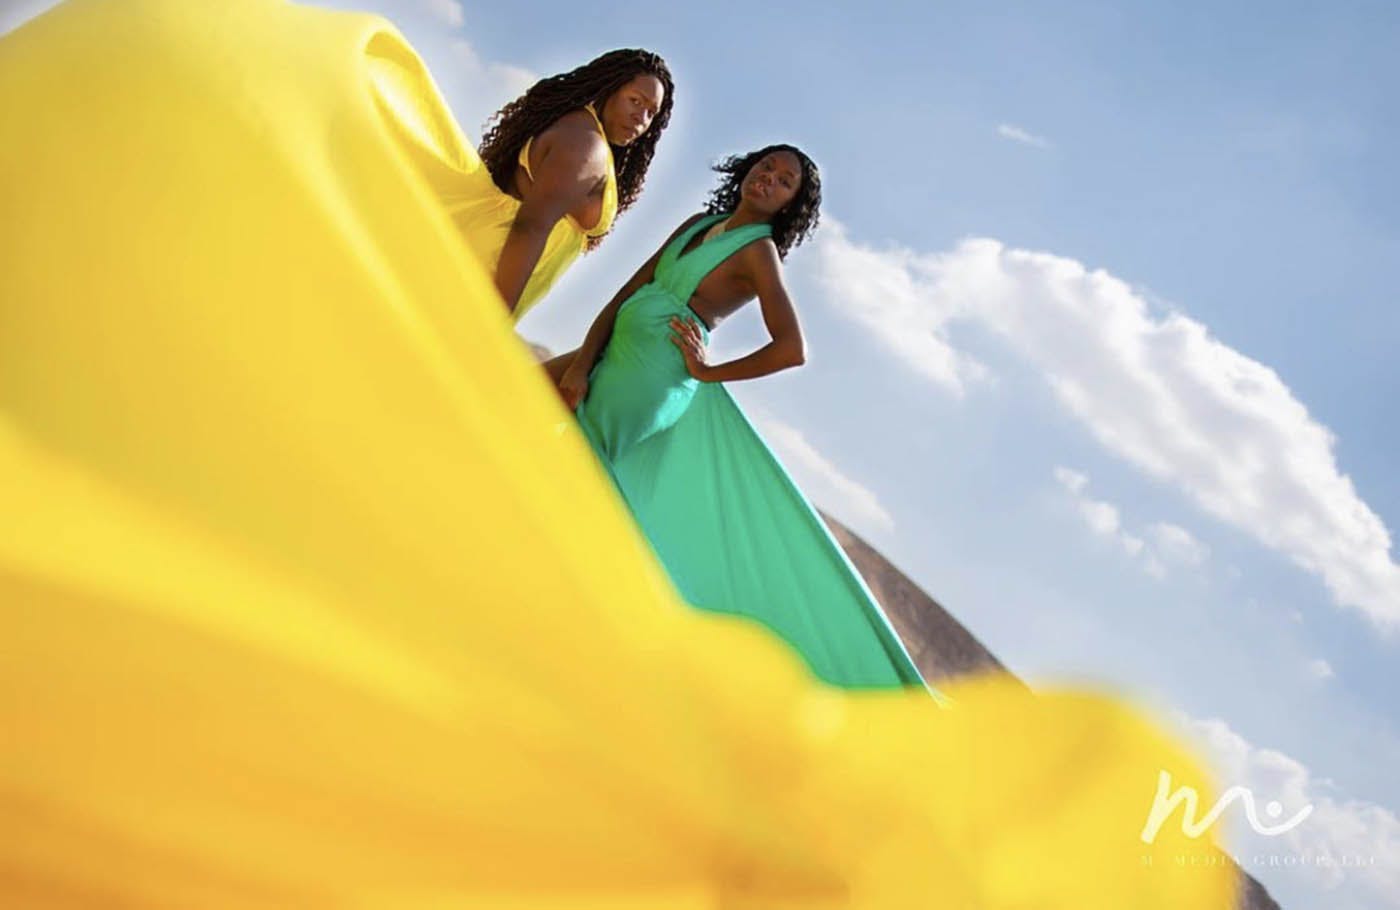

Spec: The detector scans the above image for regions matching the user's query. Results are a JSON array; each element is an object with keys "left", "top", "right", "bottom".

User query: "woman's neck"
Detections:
[{"left": 726, "top": 203, "right": 769, "bottom": 230}]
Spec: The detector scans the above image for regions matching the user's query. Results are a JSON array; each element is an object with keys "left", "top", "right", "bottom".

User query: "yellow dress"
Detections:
[
  {"left": 455, "top": 105, "right": 617, "bottom": 321},
  {"left": 0, "top": 1, "right": 1235, "bottom": 907},
  {"left": 366, "top": 26, "right": 616, "bottom": 323}
]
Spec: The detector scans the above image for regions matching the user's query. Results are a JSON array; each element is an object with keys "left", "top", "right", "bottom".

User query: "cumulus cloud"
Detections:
[
  {"left": 1053, "top": 466, "right": 1208, "bottom": 579},
  {"left": 758, "top": 416, "right": 894, "bottom": 534},
  {"left": 1080, "top": 498, "right": 1123, "bottom": 537},
  {"left": 420, "top": 0, "right": 464, "bottom": 27},
  {"left": 997, "top": 122, "right": 1051, "bottom": 149},
  {"left": 1053, "top": 465, "right": 1088, "bottom": 495},
  {"left": 1179, "top": 714, "right": 1400, "bottom": 907},
  {"left": 1150, "top": 522, "right": 1210, "bottom": 567},
  {"left": 447, "top": 39, "right": 539, "bottom": 133},
  {"left": 812, "top": 223, "right": 990, "bottom": 397},
  {"left": 814, "top": 224, "right": 1400, "bottom": 633},
  {"left": 1306, "top": 658, "right": 1335, "bottom": 681}
]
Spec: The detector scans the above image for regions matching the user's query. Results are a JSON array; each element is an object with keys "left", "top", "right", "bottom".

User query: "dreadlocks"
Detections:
[
  {"left": 703, "top": 144, "right": 822, "bottom": 260},
  {"left": 478, "top": 49, "right": 674, "bottom": 251}
]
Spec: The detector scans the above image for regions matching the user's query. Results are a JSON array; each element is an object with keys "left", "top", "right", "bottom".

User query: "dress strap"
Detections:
[
  {"left": 516, "top": 104, "right": 607, "bottom": 185},
  {"left": 581, "top": 104, "right": 618, "bottom": 238}
]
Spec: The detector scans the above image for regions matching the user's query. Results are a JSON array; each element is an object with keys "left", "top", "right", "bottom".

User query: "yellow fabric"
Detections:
[
  {"left": 0, "top": 1, "right": 1235, "bottom": 907},
  {"left": 361, "top": 16, "right": 614, "bottom": 323},
  {"left": 446, "top": 98, "right": 616, "bottom": 322}
]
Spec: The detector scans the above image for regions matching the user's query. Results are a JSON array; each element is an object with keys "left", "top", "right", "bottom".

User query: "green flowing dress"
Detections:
[{"left": 577, "top": 214, "right": 927, "bottom": 690}]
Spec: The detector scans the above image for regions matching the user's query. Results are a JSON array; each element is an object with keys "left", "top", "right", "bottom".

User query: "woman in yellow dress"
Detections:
[{"left": 449, "top": 48, "right": 673, "bottom": 320}]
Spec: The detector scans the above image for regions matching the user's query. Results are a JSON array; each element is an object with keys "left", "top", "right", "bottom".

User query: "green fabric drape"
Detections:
[{"left": 578, "top": 214, "right": 926, "bottom": 690}]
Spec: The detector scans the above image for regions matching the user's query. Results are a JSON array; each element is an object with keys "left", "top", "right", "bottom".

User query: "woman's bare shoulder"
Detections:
[
  {"left": 738, "top": 234, "right": 782, "bottom": 275},
  {"left": 532, "top": 110, "right": 609, "bottom": 168}
]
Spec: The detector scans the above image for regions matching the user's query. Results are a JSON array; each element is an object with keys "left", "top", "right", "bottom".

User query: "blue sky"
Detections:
[{"left": 7, "top": 1, "right": 1396, "bottom": 906}]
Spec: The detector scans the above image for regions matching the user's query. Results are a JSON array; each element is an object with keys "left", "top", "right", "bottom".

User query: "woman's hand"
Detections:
[
  {"left": 558, "top": 364, "right": 590, "bottom": 411},
  {"left": 669, "top": 316, "right": 711, "bottom": 381}
]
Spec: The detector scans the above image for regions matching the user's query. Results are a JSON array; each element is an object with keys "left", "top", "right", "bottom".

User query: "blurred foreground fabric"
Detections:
[{"left": 0, "top": 1, "right": 1236, "bottom": 906}]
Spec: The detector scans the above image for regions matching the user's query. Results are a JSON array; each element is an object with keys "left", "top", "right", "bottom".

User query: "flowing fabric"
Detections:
[
  {"left": 0, "top": 2, "right": 1235, "bottom": 907},
  {"left": 578, "top": 215, "right": 925, "bottom": 690}
]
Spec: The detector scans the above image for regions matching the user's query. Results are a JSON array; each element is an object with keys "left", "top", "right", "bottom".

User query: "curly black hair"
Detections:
[
  {"left": 703, "top": 144, "right": 822, "bottom": 259},
  {"left": 478, "top": 49, "right": 674, "bottom": 251}
]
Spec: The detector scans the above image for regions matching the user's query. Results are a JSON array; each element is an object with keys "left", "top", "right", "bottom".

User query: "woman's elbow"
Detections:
[{"left": 780, "top": 338, "right": 807, "bottom": 368}]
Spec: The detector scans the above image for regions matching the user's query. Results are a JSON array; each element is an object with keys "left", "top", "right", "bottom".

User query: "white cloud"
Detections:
[
  {"left": 758, "top": 417, "right": 894, "bottom": 534},
  {"left": 1053, "top": 465, "right": 1089, "bottom": 495},
  {"left": 1179, "top": 714, "right": 1400, "bottom": 907},
  {"left": 1053, "top": 466, "right": 1206, "bottom": 579},
  {"left": 1150, "top": 522, "right": 1210, "bottom": 567},
  {"left": 1080, "top": 498, "right": 1122, "bottom": 538},
  {"left": 813, "top": 223, "right": 989, "bottom": 397},
  {"left": 1306, "top": 658, "right": 1335, "bottom": 681},
  {"left": 448, "top": 39, "right": 539, "bottom": 134},
  {"left": 814, "top": 226, "right": 1400, "bottom": 633},
  {"left": 420, "top": 0, "right": 464, "bottom": 27},
  {"left": 997, "top": 122, "right": 1051, "bottom": 149}
]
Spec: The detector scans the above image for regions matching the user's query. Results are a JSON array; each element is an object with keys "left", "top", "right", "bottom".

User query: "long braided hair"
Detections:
[
  {"left": 703, "top": 144, "right": 822, "bottom": 259},
  {"left": 478, "top": 49, "right": 674, "bottom": 250}
]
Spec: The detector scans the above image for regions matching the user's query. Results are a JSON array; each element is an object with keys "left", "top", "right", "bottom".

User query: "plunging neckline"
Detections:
[
  {"left": 665, "top": 214, "right": 770, "bottom": 332},
  {"left": 656, "top": 214, "right": 772, "bottom": 310},
  {"left": 673, "top": 213, "right": 755, "bottom": 263}
]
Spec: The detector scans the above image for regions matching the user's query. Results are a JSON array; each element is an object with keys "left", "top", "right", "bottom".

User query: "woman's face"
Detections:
[
  {"left": 740, "top": 151, "right": 802, "bottom": 216},
  {"left": 599, "top": 74, "right": 665, "bottom": 146}
]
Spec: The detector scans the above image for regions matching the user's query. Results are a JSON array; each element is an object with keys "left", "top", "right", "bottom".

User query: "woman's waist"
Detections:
[
  {"left": 621, "top": 284, "right": 709, "bottom": 325},
  {"left": 605, "top": 299, "right": 699, "bottom": 372}
]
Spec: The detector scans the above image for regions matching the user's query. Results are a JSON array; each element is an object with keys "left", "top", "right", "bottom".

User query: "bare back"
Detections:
[{"left": 671, "top": 222, "right": 781, "bottom": 329}]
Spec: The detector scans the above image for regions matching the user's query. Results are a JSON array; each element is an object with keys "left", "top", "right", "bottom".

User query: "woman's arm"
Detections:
[
  {"left": 672, "top": 239, "right": 806, "bottom": 383},
  {"left": 494, "top": 118, "right": 607, "bottom": 314},
  {"left": 573, "top": 214, "right": 705, "bottom": 371}
]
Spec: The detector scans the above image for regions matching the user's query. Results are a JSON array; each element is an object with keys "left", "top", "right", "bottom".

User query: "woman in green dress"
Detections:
[{"left": 552, "top": 146, "right": 928, "bottom": 691}]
